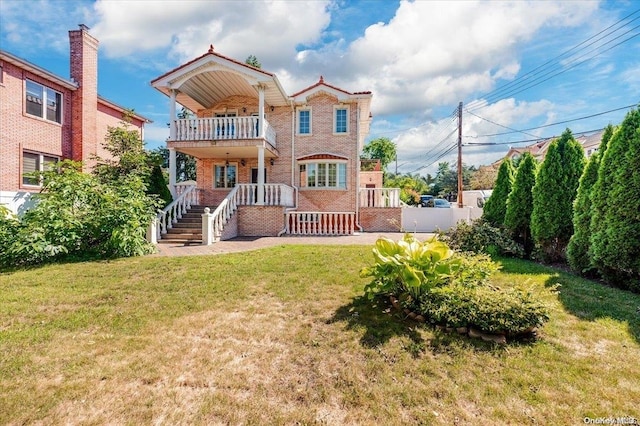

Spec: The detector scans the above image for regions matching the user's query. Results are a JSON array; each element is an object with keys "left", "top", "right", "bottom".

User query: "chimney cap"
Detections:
[{"left": 78, "top": 24, "right": 90, "bottom": 31}]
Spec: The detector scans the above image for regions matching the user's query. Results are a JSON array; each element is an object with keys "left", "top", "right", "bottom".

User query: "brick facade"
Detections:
[
  {"left": 359, "top": 207, "right": 403, "bottom": 232},
  {"left": 0, "top": 25, "right": 148, "bottom": 213},
  {"left": 238, "top": 206, "right": 285, "bottom": 236}
]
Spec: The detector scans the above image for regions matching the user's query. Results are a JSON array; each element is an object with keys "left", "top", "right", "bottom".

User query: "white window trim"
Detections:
[
  {"left": 25, "top": 79, "right": 63, "bottom": 124},
  {"left": 296, "top": 107, "right": 312, "bottom": 136},
  {"left": 22, "top": 150, "right": 59, "bottom": 187},
  {"left": 213, "top": 162, "right": 238, "bottom": 189},
  {"left": 333, "top": 105, "right": 349, "bottom": 135},
  {"left": 298, "top": 159, "right": 348, "bottom": 190}
]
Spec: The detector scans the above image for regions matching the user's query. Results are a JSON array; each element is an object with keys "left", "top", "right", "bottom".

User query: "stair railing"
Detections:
[
  {"left": 155, "top": 184, "right": 197, "bottom": 242},
  {"left": 202, "top": 186, "right": 239, "bottom": 245}
]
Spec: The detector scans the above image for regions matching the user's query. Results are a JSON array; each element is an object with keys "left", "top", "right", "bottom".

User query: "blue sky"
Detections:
[{"left": 1, "top": 0, "right": 638, "bottom": 175}]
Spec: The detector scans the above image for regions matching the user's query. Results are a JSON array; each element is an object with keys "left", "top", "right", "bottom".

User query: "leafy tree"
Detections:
[
  {"left": 504, "top": 153, "right": 537, "bottom": 257},
  {"left": 470, "top": 164, "right": 498, "bottom": 189},
  {"left": 567, "top": 125, "right": 614, "bottom": 275},
  {"left": 245, "top": 54, "right": 261, "bottom": 68},
  {"left": 531, "top": 129, "right": 585, "bottom": 262},
  {"left": 482, "top": 159, "right": 515, "bottom": 227},
  {"left": 384, "top": 172, "right": 429, "bottom": 204},
  {"left": 155, "top": 148, "right": 197, "bottom": 182},
  {"left": 362, "top": 137, "right": 397, "bottom": 171},
  {"left": 590, "top": 109, "right": 640, "bottom": 292}
]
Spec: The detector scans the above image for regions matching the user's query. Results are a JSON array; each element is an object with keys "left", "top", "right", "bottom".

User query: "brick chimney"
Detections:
[{"left": 69, "top": 24, "right": 98, "bottom": 169}]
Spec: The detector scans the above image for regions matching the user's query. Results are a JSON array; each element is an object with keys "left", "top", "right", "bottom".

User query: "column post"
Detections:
[
  {"left": 169, "top": 147, "right": 177, "bottom": 199},
  {"left": 257, "top": 146, "right": 265, "bottom": 205}
]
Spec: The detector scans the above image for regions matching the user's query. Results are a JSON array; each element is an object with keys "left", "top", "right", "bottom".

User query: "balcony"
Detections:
[{"left": 170, "top": 116, "right": 277, "bottom": 150}]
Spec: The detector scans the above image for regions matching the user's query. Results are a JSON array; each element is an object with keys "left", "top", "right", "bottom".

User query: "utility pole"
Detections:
[{"left": 457, "top": 101, "right": 463, "bottom": 208}]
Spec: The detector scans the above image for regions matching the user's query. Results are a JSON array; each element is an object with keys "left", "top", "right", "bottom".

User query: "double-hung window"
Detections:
[
  {"left": 299, "top": 161, "right": 347, "bottom": 189},
  {"left": 22, "top": 151, "right": 58, "bottom": 186},
  {"left": 297, "top": 108, "right": 311, "bottom": 135},
  {"left": 25, "top": 80, "right": 62, "bottom": 123},
  {"left": 334, "top": 106, "right": 348, "bottom": 134},
  {"left": 214, "top": 163, "right": 237, "bottom": 188}
]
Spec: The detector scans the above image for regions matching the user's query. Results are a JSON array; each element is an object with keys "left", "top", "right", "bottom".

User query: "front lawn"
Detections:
[{"left": 1, "top": 246, "right": 638, "bottom": 424}]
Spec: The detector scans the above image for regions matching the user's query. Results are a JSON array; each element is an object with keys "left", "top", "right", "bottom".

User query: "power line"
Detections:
[
  {"left": 464, "top": 109, "right": 539, "bottom": 138},
  {"left": 465, "top": 127, "right": 606, "bottom": 147},
  {"left": 467, "top": 103, "right": 637, "bottom": 138},
  {"left": 465, "top": 9, "right": 640, "bottom": 111}
]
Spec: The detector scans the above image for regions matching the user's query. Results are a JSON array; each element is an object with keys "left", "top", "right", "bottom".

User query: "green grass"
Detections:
[{"left": 1, "top": 246, "right": 639, "bottom": 424}]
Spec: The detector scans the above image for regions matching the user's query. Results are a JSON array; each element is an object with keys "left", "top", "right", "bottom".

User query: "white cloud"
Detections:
[{"left": 91, "top": 0, "right": 331, "bottom": 66}]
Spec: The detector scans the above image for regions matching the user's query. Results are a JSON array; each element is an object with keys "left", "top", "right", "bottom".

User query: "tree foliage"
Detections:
[
  {"left": 384, "top": 173, "right": 429, "bottom": 205},
  {"left": 470, "top": 165, "right": 498, "bottom": 189},
  {"left": 531, "top": 129, "right": 585, "bottom": 262},
  {"left": 482, "top": 159, "right": 515, "bottom": 227},
  {"left": 245, "top": 54, "right": 261, "bottom": 68},
  {"left": 590, "top": 109, "right": 640, "bottom": 292},
  {"left": 362, "top": 137, "right": 397, "bottom": 171},
  {"left": 0, "top": 116, "right": 161, "bottom": 268},
  {"left": 504, "top": 152, "right": 537, "bottom": 256},
  {"left": 566, "top": 125, "right": 614, "bottom": 275}
]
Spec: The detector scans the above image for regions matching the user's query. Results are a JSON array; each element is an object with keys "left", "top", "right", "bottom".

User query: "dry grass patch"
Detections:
[{"left": 1, "top": 246, "right": 639, "bottom": 424}]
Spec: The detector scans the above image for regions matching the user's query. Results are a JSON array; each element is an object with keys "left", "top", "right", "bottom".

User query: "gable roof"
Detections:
[
  {"left": 151, "top": 45, "right": 289, "bottom": 112},
  {"left": 0, "top": 49, "right": 77, "bottom": 90}
]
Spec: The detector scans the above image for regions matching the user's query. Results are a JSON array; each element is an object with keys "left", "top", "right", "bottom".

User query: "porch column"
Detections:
[
  {"left": 169, "top": 89, "right": 177, "bottom": 141},
  {"left": 258, "top": 85, "right": 265, "bottom": 138},
  {"left": 169, "top": 148, "right": 177, "bottom": 199},
  {"left": 257, "top": 146, "right": 265, "bottom": 205}
]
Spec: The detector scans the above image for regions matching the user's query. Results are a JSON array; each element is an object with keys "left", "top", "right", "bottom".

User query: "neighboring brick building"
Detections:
[
  {"left": 0, "top": 25, "right": 150, "bottom": 214},
  {"left": 151, "top": 46, "right": 406, "bottom": 240}
]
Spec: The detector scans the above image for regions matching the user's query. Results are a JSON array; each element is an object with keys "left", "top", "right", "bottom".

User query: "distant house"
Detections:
[
  {"left": 150, "top": 45, "right": 404, "bottom": 243},
  {"left": 0, "top": 25, "right": 150, "bottom": 214},
  {"left": 502, "top": 129, "right": 605, "bottom": 164}
]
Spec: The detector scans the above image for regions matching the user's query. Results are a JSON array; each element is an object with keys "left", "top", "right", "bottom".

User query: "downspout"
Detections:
[
  {"left": 355, "top": 102, "right": 363, "bottom": 232},
  {"left": 278, "top": 99, "right": 298, "bottom": 237}
]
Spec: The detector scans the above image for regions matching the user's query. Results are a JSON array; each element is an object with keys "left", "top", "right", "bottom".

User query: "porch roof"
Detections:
[{"left": 151, "top": 45, "right": 290, "bottom": 112}]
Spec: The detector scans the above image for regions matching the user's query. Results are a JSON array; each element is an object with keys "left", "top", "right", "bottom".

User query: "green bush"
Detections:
[
  {"left": 590, "top": 108, "right": 640, "bottom": 292},
  {"left": 531, "top": 129, "right": 585, "bottom": 262},
  {"left": 482, "top": 159, "right": 514, "bottom": 227},
  {"left": 504, "top": 152, "right": 537, "bottom": 257},
  {"left": 567, "top": 125, "right": 613, "bottom": 275},
  {"left": 420, "top": 283, "right": 550, "bottom": 334},
  {"left": 441, "top": 219, "right": 524, "bottom": 258},
  {"left": 360, "top": 235, "right": 550, "bottom": 337}
]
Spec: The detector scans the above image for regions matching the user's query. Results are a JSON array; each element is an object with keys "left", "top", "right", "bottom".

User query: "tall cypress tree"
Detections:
[
  {"left": 567, "top": 125, "right": 614, "bottom": 275},
  {"left": 482, "top": 159, "right": 515, "bottom": 227},
  {"left": 531, "top": 129, "right": 585, "bottom": 262},
  {"left": 504, "top": 152, "right": 537, "bottom": 257},
  {"left": 590, "top": 109, "right": 640, "bottom": 292}
]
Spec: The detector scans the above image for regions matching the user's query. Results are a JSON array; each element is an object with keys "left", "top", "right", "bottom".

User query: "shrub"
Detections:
[
  {"left": 590, "top": 108, "right": 640, "bottom": 292},
  {"left": 482, "top": 159, "right": 514, "bottom": 227},
  {"left": 531, "top": 129, "right": 585, "bottom": 262},
  {"left": 567, "top": 125, "right": 613, "bottom": 275},
  {"left": 420, "top": 283, "right": 550, "bottom": 334},
  {"left": 360, "top": 235, "right": 550, "bottom": 337},
  {"left": 504, "top": 152, "right": 537, "bottom": 257},
  {"left": 441, "top": 219, "right": 524, "bottom": 258}
]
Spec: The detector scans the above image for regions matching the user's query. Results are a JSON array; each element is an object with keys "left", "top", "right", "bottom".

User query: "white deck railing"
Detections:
[
  {"left": 236, "top": 184, "right": 295, "bottom": 206},
  {"left": 359, "top": 188, "right": 401, "bottom": 208},
  {"left": 202, "top": 183, "right": 296, "bottom": 245},
  {"left": 283, "top": 211, "right": 356, "bottom": 236},
  {"left": 173, "top": 116, "right": 276, "bottom": 148},
  {"left": 155, "top": 184, "right": 197, "bottom": 241}
]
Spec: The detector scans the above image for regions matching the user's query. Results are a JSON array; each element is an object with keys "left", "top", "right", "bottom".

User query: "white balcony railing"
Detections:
[
  {"left": 359, "top": 188, "right": 401, "bottom": 208},
  {"left": 236, "top": 184, "right": 295, "bottom": 206},
  {"left": 172, "top": 116, "right": 276, "bottom": 148},
  {"left": 283, "top": 212, "right": 356, "bottom": 236}
]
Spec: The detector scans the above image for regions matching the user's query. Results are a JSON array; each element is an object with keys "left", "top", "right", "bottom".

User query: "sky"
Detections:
[{"left": 1, "top": 0, "right": 638, "bottom": 176}]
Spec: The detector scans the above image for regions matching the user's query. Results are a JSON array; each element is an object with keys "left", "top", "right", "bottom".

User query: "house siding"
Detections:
[{"left": 359, "top": 207, "right": 402, "bottom": 232}]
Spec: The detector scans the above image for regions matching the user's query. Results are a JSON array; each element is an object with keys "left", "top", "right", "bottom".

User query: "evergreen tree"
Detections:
[
  {"left": 590, "top": 109, "right": 640, "bottom": 292},
  {"left": 482, "top": 159, "right": 515, "bottom": 227},
  {"left": 567, "top": 125, "right": 614, "bottom": 275},
  {"left": 504, "top": 153, "right": 537, "bottom": 257},
  {"left": 147, "top": 164, "right": 173, "bottom": 208},
  {"left": 531, "top": 129, "right": 585, "bottom": 262}
]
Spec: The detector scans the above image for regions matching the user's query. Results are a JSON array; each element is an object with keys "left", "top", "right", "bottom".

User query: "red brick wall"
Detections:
[
  {"left": 69, "top": 26, "right": 98, "bottom": 169},
  {"left": 0, "top": 60, "right": 73, "bottom": 193},
  {"left": 359, "top": 208, "right": 402, "bottom": 232},
  {"left": 238, "top": 206, "right": 285, "bottom": 236}
]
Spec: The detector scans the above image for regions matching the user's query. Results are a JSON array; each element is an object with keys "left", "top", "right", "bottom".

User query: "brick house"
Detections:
[
  {"left": 0, "top": 25, "right": 149, "bottom": 214},
  {"left": 151, "top": 46, "right": 402, "bottom": 243}
]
